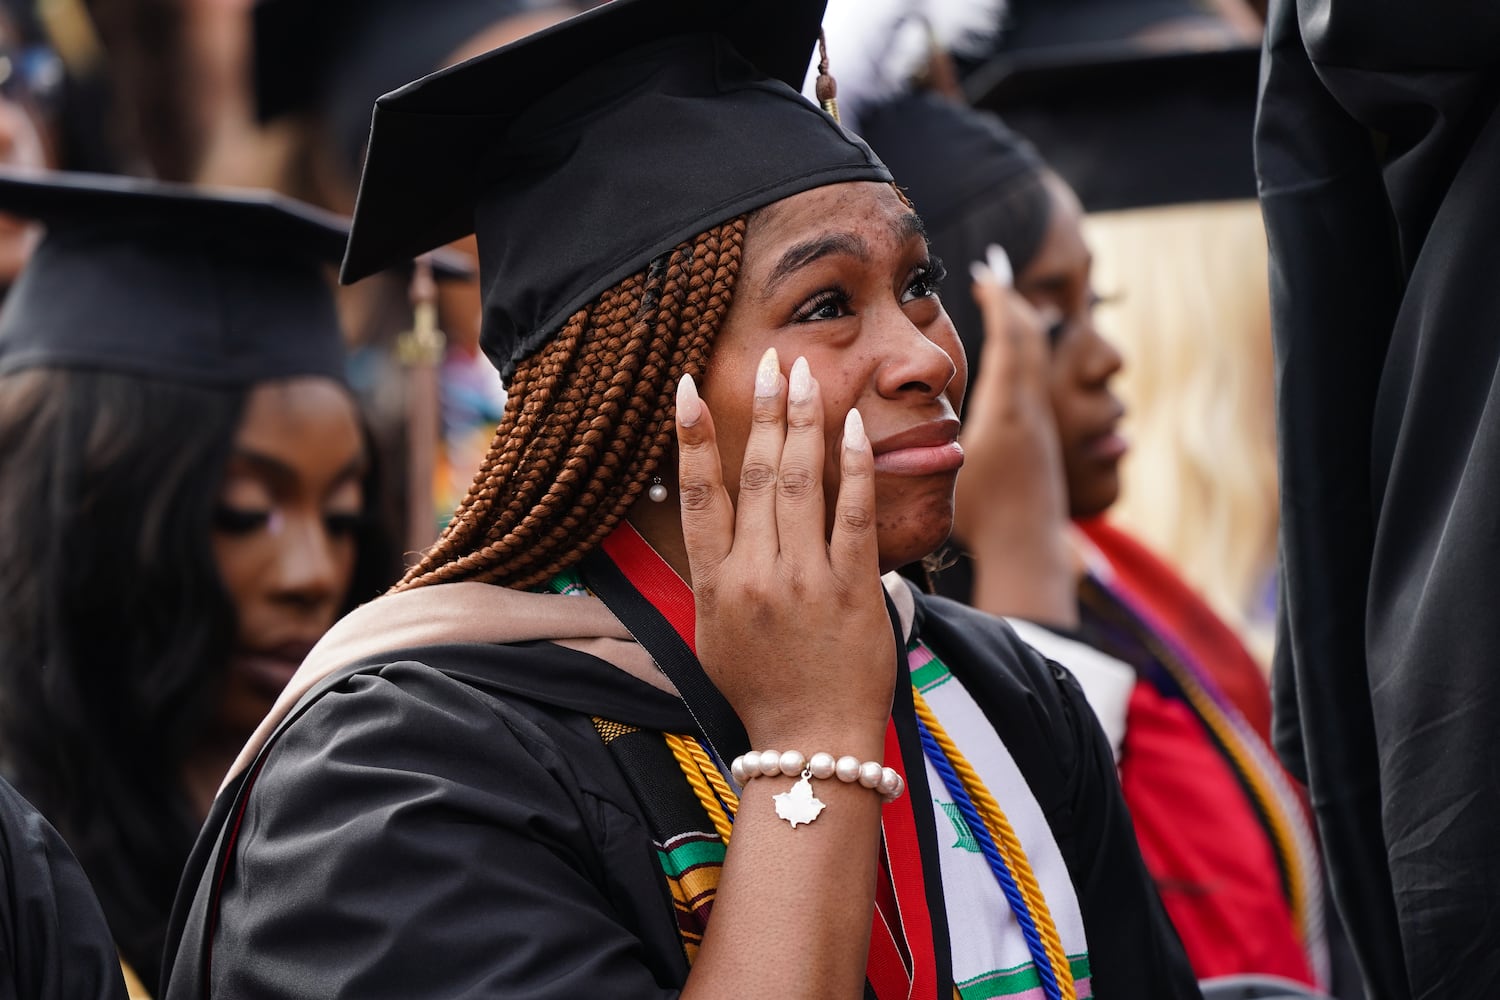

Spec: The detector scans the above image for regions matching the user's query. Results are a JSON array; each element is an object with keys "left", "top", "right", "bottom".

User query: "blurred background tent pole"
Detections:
[{"left": 398, "top": 252, "right": 444, "bottom": 559}]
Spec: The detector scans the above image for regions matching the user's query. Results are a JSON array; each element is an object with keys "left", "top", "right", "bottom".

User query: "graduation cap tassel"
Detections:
[
  {"left": 815, "top": 29, "right": 840, "bottom": 123},
  {"left": 398, "top": 253, "right": 446, "bottom": 557}
]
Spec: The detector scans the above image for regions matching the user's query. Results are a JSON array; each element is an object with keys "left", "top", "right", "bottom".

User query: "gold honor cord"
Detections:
[
  {"left": 665, "top": 732, "right": 737, "bottom": 842},
  {"left": 912, "top": 689, "right": 1077, "bottom": 1000}
]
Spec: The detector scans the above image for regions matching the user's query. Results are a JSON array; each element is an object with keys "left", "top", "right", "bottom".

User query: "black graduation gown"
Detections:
[
  {"left": 1256, "top": 3, "right": 1500, "bottom": 997},
  {"left": 0, "top": 775, "right": 128, "bottom": 1000},
  {"left": 161, "top": 592, "right": 1196, "bottom": 998}
]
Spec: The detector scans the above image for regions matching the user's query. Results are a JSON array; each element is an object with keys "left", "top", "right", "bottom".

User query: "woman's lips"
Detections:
[
  {"left": 873, "top": 441, "right": 966, "bottom": 475},
  {"left": 1087, "top": 430, "right": 1129, "bottom": 463},
  {"left": 870, "top": 420, "right": 966, "bottom": 476},
  {"left": 229, "top": 641, "right": 316, "bottom": 699}
]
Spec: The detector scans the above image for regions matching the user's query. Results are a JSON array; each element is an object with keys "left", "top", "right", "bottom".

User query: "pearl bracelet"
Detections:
[{"left": 730, "top": 750, "right": 906, "bottom": 828}]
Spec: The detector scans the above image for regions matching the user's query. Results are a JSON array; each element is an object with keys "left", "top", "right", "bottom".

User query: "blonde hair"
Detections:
[{"left": 1083, "top": 200, "right": 1277, "bottom": 668}]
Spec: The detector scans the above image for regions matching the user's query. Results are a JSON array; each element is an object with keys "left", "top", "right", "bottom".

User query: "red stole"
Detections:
[
  {"left": 1076, "top": 518, "right": 1315, "bottom": 985},
  {"left": 1118, "top": 682, "right": 1314, "bottom": 983},
  {"left": 1076, "top": 517, "right": 1272, "bottom": 742}
]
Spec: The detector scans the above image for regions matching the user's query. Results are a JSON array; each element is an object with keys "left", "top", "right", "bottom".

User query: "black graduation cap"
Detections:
[
  {"left": 0, "top": 168, "right": 352, "bottom": 386},
  {"left": 340, "top": 0, "right": 892, "bottom": 382},
  {"left": 253, "top": 0, "right": 547, "bottom": 176},
  {"left": 967, "top": 44, "right": 1261, "bottom": 212}
]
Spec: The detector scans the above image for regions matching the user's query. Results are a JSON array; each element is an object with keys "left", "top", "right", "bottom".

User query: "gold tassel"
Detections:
[{"left": 815, "top": 29, "right": 840, "bottom": 124}]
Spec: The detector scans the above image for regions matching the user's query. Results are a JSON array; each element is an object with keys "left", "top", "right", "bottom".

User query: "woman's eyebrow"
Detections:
[
  {"left": 228, "top": 449, "right": 367, "bottom": 489},
  {"left": 892, "top": 210, "right": 926, "bottom": 246},
  {"left": 760, "top": 231, "right": 869, "bottom": 301}
]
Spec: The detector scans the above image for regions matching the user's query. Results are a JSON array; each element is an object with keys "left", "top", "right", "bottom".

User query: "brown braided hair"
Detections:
[{"left": 397, "top": 215, "right": 748, "bottom": 591}]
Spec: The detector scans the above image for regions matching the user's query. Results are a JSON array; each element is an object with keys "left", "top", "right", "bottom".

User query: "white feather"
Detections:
[{"left": 805, "top": 0, "right": 1009, "bottom": 130}]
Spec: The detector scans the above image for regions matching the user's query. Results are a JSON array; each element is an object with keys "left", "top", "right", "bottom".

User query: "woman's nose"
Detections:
[
  {"left": 269, "top": 516, "right": 341, "bottom": 608},
  {"left": 1078, "top": 320, "right": 1124, "bottom": 387},
  {"left": 876, "top": 310, "right": 960, "bottom": 401}
]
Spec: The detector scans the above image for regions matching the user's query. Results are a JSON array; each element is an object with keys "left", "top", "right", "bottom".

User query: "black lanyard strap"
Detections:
[{"left": 580, "top": 548, "right": 750, "bottom": 772}]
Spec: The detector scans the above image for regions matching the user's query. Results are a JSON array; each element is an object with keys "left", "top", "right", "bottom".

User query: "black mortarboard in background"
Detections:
[
  {"left": 994, "top": 0, "right": 1237, "bottom": 55},
  {"left": 340, "top": 0, "right": 892, "bottom": 382},
  {"left": 0, "top": 169, "right": 350, "bottom": 386},
  {"left": 968, "top": 44, "right": 1261, "bottom": 212},
  {"left": 947, "top": 0, "right": 1248, "bottom": 78},
  {"left": 860, "top": 92, "right": 1051, "bottom": 398},
  {"left": 253, "top": 0, "right": 548, "bottom": 177}
]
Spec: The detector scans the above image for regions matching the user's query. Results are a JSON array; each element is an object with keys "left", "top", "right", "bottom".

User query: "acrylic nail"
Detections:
[
  {"left": 755, "top": 346, "right": 781, "bottom": 398},
  {"left": 985, "top": 244, "right": 1013, "bottom": 288},
  {"left": 969, "top": 260, "right": 993, "bottom": 286},
  {"left": 844, "top": 407, "right": 866, "bottom": 451},
  {"left": 676, "top": 373, "right": 702, "bottom": 427},
  {"left": 788, "top": 356, "right": 812, "bottom": 403}
]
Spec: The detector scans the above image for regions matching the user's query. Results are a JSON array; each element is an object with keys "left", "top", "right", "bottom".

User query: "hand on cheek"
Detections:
[
  {"left": 952, "top": 246, "right": 1077, "bottom": 627},
  {"left": 676, "top": 350, "right": 893, "bottom": 754}
]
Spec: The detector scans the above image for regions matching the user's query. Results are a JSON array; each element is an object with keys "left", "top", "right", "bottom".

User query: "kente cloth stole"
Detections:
[
  {"left": 567, "top": 525, "right": 949, "bottom": 999},
  {"left": 1077, "top": 575, "right": 1327, "bottom": 981},
  {"left": 590, "top": 641, "right": 1096, "bottom": 1000},
  {"left": 591, "top": 717, "right": 726, "bottom": 959},
  {"left": 572, "top": 523, "right": 1089, "bottom": 998}
]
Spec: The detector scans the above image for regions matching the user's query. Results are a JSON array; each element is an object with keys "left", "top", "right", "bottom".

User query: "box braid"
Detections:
[{"left": 397, "top": 215, "right": 748, "bottom": 591}]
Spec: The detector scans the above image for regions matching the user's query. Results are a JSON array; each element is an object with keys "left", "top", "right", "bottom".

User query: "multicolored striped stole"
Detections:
[
  {"left": 1077, "top": 575, "right": 1326, "bottom": 981},
  {"left": 909, "top": 644, "right": 1089, "bottom": 1000},
  {"left": 574, "top": 523, "right": 1088, "bottom": 999},
  {"left": 581, "top": 525, "right": 948, "bottom": 998},
  {"left": 595, "top": 665, "right": 1089, "bottom": 1000}
]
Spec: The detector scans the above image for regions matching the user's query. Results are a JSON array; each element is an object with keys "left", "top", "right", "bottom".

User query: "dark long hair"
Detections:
[{"left": 0, "top": 367, "right": 391, "bottom": 991}]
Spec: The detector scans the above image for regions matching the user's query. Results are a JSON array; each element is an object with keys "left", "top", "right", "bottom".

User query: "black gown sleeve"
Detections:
[
  {"left": 1255, "top": 2, "right": 1405, "bottom": 991},
  {"left": 204, "top": 661, "right": 684, "bottom": 999},
  {"left": 1257, "top": 2, "right": 1500, "bottom": 994},
  {"left": 0, "top": 776, "right": 128, "bottom": 1000}
]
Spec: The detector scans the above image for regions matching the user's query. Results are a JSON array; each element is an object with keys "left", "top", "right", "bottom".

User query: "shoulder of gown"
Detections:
[{"left": 163, "top": 642, "right": 694, "bottom": 999}]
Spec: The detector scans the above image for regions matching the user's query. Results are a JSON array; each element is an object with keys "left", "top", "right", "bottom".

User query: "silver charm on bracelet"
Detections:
[
  {"left": 773, "top": 769, "right": 827, "bottom": 828},
  {"left": 731, "top": 749, "right": 907, "bottom": 828}
]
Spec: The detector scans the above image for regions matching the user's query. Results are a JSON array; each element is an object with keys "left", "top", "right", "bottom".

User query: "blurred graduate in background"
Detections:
[
  {"left": 248, "top": 0, "right": 589, "bottom": 552},
  {"left": 0, "top": 171, "right": 393, "bottom": 996},
  {"left": 965, "top": 0, "right": 1277, "bottom": 668}
]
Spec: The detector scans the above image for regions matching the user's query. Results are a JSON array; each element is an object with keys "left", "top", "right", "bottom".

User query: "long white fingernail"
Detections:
[
  {"left": 844, "top": 407, "right": 866, "bottom": 451},
  {"left": 677, "top": 373, "right": 702, "bottom": 427},
  {"left": 755, "top": 347, "right": 780, "bottom": 398},
  {"left": 969, "top": 260, "right": 993, "bottom": 286},
  {"left": 788, "top": 356, "right": 812, "bottom": 403},
  {"left": 986, "top": 244, "right": 1013, "bottom": 288}
]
